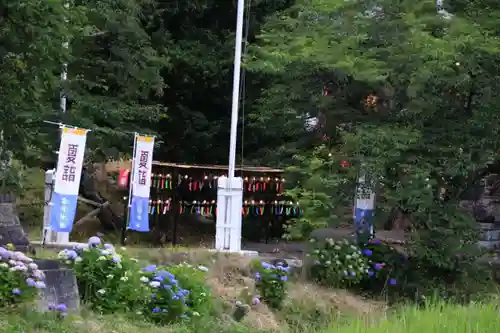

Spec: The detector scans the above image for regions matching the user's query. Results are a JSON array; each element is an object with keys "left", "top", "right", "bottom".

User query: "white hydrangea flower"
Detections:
[{"left": 149, "top": 281, "right": 161, "bottom": 288}]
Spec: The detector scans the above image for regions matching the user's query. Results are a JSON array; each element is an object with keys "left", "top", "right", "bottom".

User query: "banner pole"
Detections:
[{"left": 122, "top": 133, "right": 138, "bottom": 245}]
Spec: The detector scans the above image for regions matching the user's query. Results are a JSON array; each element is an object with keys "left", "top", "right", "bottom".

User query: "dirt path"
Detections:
[{"left": 243, "top": 228, "right": 408, "bottom": 258}]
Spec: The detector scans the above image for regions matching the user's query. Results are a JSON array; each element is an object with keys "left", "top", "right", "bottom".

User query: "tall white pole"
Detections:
[
  {"left": 228, "top": 0, "right": 245, "bottom": 179},
  {"left": 214, "top": 0, "right": 246, "bottom": 253}
]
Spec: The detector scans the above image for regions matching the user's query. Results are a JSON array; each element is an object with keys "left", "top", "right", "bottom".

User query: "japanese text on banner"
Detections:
[
  {"left": 50, "top": 127, "right": 88, "bottom": 232},
  {"left": 129, "top": 135, "right": 154, "bottom": 232}
]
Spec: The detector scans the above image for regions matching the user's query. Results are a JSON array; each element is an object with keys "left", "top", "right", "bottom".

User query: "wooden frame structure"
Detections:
[{"left": 107, "top": 161, "right": 301, "bottom": 246}]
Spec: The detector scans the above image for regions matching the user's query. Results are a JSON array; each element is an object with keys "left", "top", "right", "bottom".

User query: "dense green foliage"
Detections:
[
  {"left": 253, "top": 261, "right": 290, "bottom": 309},
  {"left": 57, "top": 236, "right": 213, "bottom": 323},
  {"left": 3, "top": 0, "right": 500, "bottom": 307},
  {"left": 0, "top": 246, "right": 45, "bottom": 308}
]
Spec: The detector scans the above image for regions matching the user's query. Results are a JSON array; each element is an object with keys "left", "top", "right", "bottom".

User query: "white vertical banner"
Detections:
[
  {"left": 128, "top": 134, "right": 155, "bottom": 232},
  {"left": 353, "top": 172, "right": 375, "bottom": 237},
  {"left": 49, "top": 127, "right": 88, "bottom": 232}
]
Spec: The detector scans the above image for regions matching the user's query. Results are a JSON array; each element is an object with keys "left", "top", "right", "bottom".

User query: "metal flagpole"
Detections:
[
  {"left": 214, "top": 0, "right": 246, "bottom": 252},
  {"left": 227, "top": 0, "right": 245, "bottom": 179}
]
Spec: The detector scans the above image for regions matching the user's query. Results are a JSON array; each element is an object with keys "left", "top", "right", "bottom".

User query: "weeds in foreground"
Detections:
[{"left": 1, "top": 301, "right": 500, "bottom": 333}]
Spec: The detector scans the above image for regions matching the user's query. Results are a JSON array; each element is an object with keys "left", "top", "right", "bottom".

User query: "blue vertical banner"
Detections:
[
  {"left": 128, "top": 134, "right": 155, "bottom": 232},
  {"left": 49, "top": 127, "right": 88, "bottom": 232},
  {"left": 353, "top": 171, "right": 375, "bottom": 242}
]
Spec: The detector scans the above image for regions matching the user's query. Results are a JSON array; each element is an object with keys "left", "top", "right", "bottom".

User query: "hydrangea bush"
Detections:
[
  {"left": 139, "top": 263, "right": 211, "bottom": 323},
  {"left": 60, "top": 236, "right": 214, "bottom": 324},
  {"left": 355, "top": 238, "right": 407, "bottom": 298},
  {"left": 58, "top": 236, "right": 147, "bottom": 313},
  {"left": 139, "top": 264, "right": 190, "bottom": 323},
  {"left": 0, "top": 245, "right": 46, "bottom": 307},
  {"left": 254, "top": 261, "right": 289, "bottom": 309},
  {"left": 166, "top": 263, "right": 212, "bottom": 316},
  {"left": 308, "top": 238, "right": 371, "bottom": 287}
]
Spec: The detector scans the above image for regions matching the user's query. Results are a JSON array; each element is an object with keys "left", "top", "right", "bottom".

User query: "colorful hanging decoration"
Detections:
[
  {"left": 147, "top": 173, "right": 285, "bottom": 194},
  {"left": 148, "top": 198, "right": 172, "bottom": 215},
  {"left": 150, "top": 173, "right": 173, "bottom": 190},
  {"left": 179, "top": 200, "right": 217, "bottom": 217},
  {"left": 241, "top": 200, "right": 301, "bottom": 217},
  {"left": 243, "top": 177, "right": 285, "bottom": 194},
  {"left": 125, "top": 167, "right": 299, "bottom": 220}
]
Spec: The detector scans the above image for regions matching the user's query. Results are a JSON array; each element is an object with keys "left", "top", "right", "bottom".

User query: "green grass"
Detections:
[
  {"left": 2, "top": 301, "right": 500, "bottom": 333},
  {"left": 329, "top": 301, "right": 500, "bottom": 333}
]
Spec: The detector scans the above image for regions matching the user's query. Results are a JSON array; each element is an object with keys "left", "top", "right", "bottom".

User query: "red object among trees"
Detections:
[
  {"left": 117, "top": 169, "right": 130, "bottom": 188},
  {"left": 341, "top": 160, "right": 350, "bottom": 168}
]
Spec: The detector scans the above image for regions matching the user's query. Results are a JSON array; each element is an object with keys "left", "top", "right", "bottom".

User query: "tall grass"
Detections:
[
  {"left": 1, "top": 301, "right": 499, "bottom": 333},
  {"left": 328, "top": 301, "right": 500, "bottom": 333}
]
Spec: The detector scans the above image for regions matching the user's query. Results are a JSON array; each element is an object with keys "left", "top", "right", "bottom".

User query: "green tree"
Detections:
[
  {"left": 0, "top": 0, "right": 76, "bottom": 164},
  {"left": 251, "top": 0, "right": 500, "bottom": 297}
]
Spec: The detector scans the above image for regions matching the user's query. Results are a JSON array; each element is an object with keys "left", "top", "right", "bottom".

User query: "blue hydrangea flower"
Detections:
[
  {"left": 277, "top": 265, "right": 290, "bottom": 272},
  {"left": 254, "top": 272, "right": 261, "bottom": 281},
  {"left": 153, "top": 307, "right": 160, "bottom": 313},
  {"left": 156, "top": 270, "right": 174, "bottom": 278},
  {"left": 141, "top": 265, "right": 157, "bottom": 273},
  {"left": 26, "top": 277, "right": 35, "bottom": 287},
  {"left": 388, "top": 278, "right": 397, "bottom": 286},
  {"left": 104, "top": 243, "right": 114, "bottom": 250},
  {"left": 261, "top": 262, "right": 275, "bottom": 270},
  {"left": 12, "top": 288, "right": 21, "bottom": 295},
  {"left": 66, "top": 250, "right": 78, "bottom": 260},
  {"left": 88, "top": 236, "right": 101, "bottom": 246},
  {"left": 56, "top": 304, "right": 67, "bottom": 312},
  {"left": 111, "top": 256, "right": 121, "bottom": 263},
  {"left": 362, "top": 249, "right": 373, "bottom": 257},
  {"left": 154, "top": 275, "right": 164, "bottom": 282},
  {"left": 280, "top": 275, "right": 288, "bottom": 281},
  {"left": 34, "top": 281, "right": 46, "bottom": 289}
]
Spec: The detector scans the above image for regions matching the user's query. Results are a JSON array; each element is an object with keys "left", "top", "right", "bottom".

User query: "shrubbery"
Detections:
[
  {"left": 0, "top": 245, "right": 46, "bottom": 308},
  {"left": 58, "top": 236, "right": 147, "bottom": 313},
  {"left": 307, "top": 235, "right": 492, "bottom": 304},
  {"left": 307, "top": 237, "right": 402, "bottom": 297},
  {"left": 253, "top": 261, "right": 290, "bottom": 309},
  {"left": 166, "top": 262, "right": 213, "bottom": 316},
  {"left": 58, "top": 236, "right": 213, "bottom": 324},
  {"left": 308, "top": 238, "right": 371, "bottom": 287}
]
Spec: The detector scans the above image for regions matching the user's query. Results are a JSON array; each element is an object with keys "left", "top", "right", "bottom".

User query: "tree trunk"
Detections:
[{"left": 79, "top": 167, "right": 122, "bottom": 231}]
